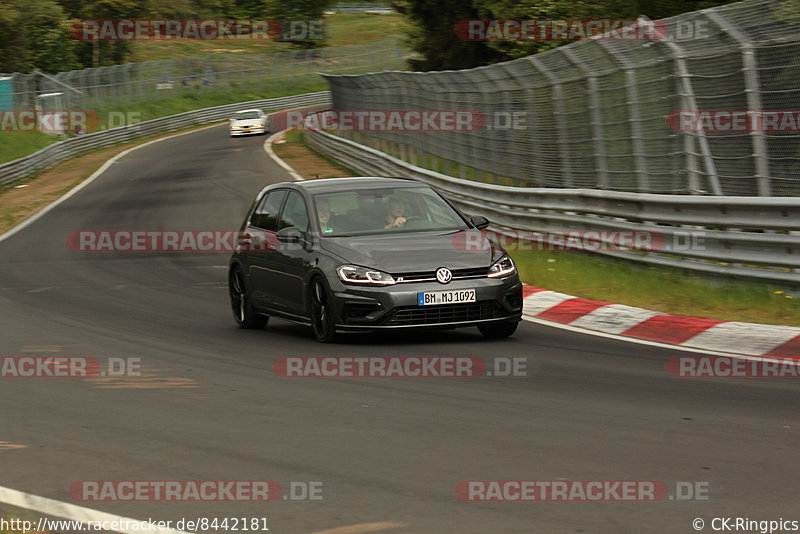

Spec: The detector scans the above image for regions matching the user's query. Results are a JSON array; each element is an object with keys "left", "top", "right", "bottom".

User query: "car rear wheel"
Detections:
[
  {"left": 310, "top": 278, "right": 337, "bottom": 343},
  {"left": 229, "top": 266, "right": 268, "bottom": 329},
  {"left": 478, "top": 321, "right": 518, "bottom": 339}
]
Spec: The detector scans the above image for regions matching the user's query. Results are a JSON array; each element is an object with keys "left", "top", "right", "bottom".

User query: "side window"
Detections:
[
  {"left": 279, "top": 191, "right": 310, "bottom": 232},
  {"left": 250, "top": 190, "right": 287, "bottom": 230}
]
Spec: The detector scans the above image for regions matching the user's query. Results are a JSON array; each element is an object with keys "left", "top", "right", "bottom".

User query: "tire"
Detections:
[
  {"left": 229, "top": 266, "right": 268, "bottom": 329},
  {"left": 309, "top": 277, "right": 337, "bottom": 342},
  {"left": 478, "top": 321, "right": 518, "bottom": 339}
]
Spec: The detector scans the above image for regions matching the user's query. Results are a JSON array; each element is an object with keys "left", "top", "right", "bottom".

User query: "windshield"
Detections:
[
  {"left": 234, "top": 111, "right": 260, "bottom": 120},
  {"left": 312, "top": 186, "right": 469, "bottom": 236}
]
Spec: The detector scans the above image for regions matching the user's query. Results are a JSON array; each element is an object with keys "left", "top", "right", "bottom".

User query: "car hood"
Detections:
[{"left": 320, "top": 229, "right": 505, "bottom": 273}]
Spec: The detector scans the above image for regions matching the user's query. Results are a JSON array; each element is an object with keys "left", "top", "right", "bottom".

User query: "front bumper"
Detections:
[
  {"left": 230, "top": 126, "right": 266, "bottom": 136},
  {"left": 328, "top": 275, "right": 523, "bottom": 331}
]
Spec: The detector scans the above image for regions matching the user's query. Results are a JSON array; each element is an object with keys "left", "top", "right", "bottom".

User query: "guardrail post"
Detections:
[
  {"left": 651, "top": 20, "right": 723, "bottom": 195},
  {"left": 594, "top": 41, "right": 652, "bottom": 192},
  {"left": 528, "top": 57, "right": 573, "bottom": 188},
  {"left": 705, "top": 10, "right": 772, "bottom": 197},
  {"left": 562, "top": 48, "right": 609, "bottom": 189}
]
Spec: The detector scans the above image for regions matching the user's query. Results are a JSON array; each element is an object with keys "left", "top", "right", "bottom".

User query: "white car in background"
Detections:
[{"left": 229, "top": 109, "right": 269, "bottom": 137}]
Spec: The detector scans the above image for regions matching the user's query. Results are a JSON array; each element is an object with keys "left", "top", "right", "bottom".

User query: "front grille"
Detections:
[
  {"left": 393, "top": 267, "right": 488, "bottom": 283},
  {"left": 381, "top": 300, "right": 510, "bottom": 326}
]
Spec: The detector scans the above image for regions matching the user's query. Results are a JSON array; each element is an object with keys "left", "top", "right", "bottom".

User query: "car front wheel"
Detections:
[
  {"left": 310, "top": 278, "right": 337, "bottom": 342},
  {"left": 229, "top": 266, "right": 268, "bottom": 329},
  {"left": 478, "top": 321, "right": 518, "bottom": 339}
]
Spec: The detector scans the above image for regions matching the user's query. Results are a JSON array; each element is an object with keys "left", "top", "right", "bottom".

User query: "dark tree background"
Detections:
[{"left": 393, "top": 0, "right": 742, "bottom": 71}]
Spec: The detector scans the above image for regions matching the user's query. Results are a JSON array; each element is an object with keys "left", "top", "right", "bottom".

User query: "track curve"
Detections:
[{"left": 1, "top": 124, "right": 799, "bottom": 533}]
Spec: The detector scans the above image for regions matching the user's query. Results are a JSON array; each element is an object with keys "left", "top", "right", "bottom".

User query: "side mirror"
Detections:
[
  {"left": 470, "top": 215, "right": 490, "bottom": 230},
  {"left": 276, "top": 226, "right": 302, "bottom": 243}
]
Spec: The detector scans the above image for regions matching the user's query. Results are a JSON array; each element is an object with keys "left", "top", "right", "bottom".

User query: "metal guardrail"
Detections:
[
  {"left": 305, "top": 123, "right": 800, "bottom": 285},
  {"left": 327, "top": 3, "right": 395, "bottom": 14},
  {"left": 0, "top": 91, "right": 331, "bottom": 188}
]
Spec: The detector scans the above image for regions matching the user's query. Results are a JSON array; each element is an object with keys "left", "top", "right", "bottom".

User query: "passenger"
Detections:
[{"left": 384, "top": 195, "right": 407, "bottom": 229}]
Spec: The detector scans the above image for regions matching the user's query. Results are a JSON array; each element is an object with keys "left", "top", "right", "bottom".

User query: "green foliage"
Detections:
[
  {"left": 1, "top": 0, "right": 337, "bottom": 72},
  {"left": 394, "top": 0, "right": 742, "bottom": 70},
  {"left": 0, "top": 0, "right": 80, "bottom": 73},
  {"left": 393, "top": 0, "right": 503, "bottom": 71},
  {"left": 260, "top": 0, "right": 335, "bottom": 49}
]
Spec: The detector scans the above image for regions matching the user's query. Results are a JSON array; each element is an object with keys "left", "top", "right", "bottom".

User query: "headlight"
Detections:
[
  {"left": 337, "top": 265, "right": 396, "bottom": 285},
  {"left": 230, "top": 125, "right": 240, "bottom": 129},
  {"left": 487, "top": 255, "right": 515, "bottom": 278}
]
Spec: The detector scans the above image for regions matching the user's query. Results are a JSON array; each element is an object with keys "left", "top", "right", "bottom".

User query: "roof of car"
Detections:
[
  {"left": 234, "top": 109, "right": 263, "bottom": 114},
  {"left": 286, "top": 176, "right": 425, "bottom": 193}
]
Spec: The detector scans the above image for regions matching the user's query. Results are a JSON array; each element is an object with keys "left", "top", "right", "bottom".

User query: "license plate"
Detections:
[
  {"left": 418, "top": 289, "right": 476, "bottom": 306},
  {"left": 243, "top": 129, "right": 251, "bottom": 133}
]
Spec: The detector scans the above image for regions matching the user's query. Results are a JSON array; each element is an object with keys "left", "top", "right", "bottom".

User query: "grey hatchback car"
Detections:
[{"left": 228, "top": 177, "right": 523, "bottom": 342}]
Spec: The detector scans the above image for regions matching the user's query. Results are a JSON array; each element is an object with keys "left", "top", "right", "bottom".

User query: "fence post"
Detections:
[
  {"left": 562, "top": 47, "right": 609, "bottom": 190},
  {"left": 654, "top": 25, "right": 723, "bottom": 195},
  {"left": 705, "top": 10, "right": 772, "bottom": 197},
  {"left": 528, "top": 57, "right": 572, "bottom": 188}
]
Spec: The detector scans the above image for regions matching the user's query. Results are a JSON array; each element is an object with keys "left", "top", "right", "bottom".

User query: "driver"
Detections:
[
  {"left": 384, "top": 195, "right": 407, "bottom": 229},
  {"left": 316, "top": 198, "right": 335, "bottom": 233}
]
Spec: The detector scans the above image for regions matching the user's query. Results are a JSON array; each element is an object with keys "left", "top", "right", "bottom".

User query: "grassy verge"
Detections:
[
  {"left": 1, "top": 13, "right": 407, "bottom": 164},
  {"left": 325, "top": 13, "right": 406, "bottom": 47},
  {"left": 0, "top": 83, "right": 328, "bottom": 165},
  {"left": 130, "top": 13, "right": 404, "bottom": 61},
  {"left": 273, "top": 130, "right": 359, "bottom": 178},
  {"left": 349, "top": 134, "right": 519, "bottom": 185},
  {"left": 512, "top": 248, "right": 799, "bottom": 326},
  {"left": 0, "top": 132, "right": 66, "bottom": 165},
  {"left": 92, "top": 83, "right": 329, "bottom": 129}
]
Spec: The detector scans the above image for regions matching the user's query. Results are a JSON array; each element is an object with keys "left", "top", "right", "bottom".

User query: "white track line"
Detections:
[
  {"left": 263, "top": 129, "right": 306, "bottom": 181},
  {"left": 0, "top": 485, "right": 189, "bottom": 534},
  {"left": 522, "top": 313, "right": 798, "bottom": 361}
]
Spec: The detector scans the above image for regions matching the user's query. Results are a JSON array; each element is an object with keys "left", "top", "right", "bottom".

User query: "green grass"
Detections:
[
  {"left": 130, "top": 13, "right": 404, "bottom": 62},
  {"left": 1, "top": 13, "right": 407, "bottom": 165},
  {"left": 325, "top": 13, "right": 406, "bottom": 46},
  {"left": 348, "top": 134, "right": 520, "bottom": 185},
  {"left": 0, "top": 132, "right": 65, "bottom": 164},
  {"left": 0, "top": 83, "right": 328, "bottom": 166},
  {"left": 93, "top": 83, "right": 329, "bottom": 128},
  {"left": 277, "top": 129, "right": 361, "bottom": 177},
  {"left": 511, "top": 247, "right": 800, "bottom": 326},
  {"left": 282, "top": 129, "right": 305, "bottom": 143}
]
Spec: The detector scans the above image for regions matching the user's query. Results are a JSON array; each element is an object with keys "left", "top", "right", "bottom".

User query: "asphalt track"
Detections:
[{"left": 1, "top": 124, "right": 799, "bottom": 534}]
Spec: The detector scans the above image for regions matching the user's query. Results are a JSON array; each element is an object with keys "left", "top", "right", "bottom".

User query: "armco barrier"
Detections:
[
  {"left": 0, "top": 91, "right": 331, "bottom": 188},
  {"left": 305, "top": 123, "right": 800, "bottom": 285}
]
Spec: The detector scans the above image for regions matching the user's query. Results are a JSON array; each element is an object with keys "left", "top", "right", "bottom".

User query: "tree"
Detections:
[
  {"left": 393, "top": 0, "right": 503, "bottom": 71},
  {"left": 260, "top": 0, "right": 335, "bottom": 49},
  {"left": 394, "top": 0, "right": 743, "bottom": 70},
  {"left": 0, "top": 0, "right": 80, "bottom": 73}
]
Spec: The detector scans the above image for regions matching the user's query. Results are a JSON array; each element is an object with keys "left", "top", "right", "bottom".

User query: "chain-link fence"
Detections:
[
  {"left": 322, "top": 0, "right": 800, "bottom": 196},
  {"left": 0, "top": 38, "right": 404, "bottom": 116}
]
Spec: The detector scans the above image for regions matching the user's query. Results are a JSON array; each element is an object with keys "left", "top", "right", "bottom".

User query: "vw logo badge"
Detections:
[{"left": 436, "top": 267, "right": 452, "bottom": 284}]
